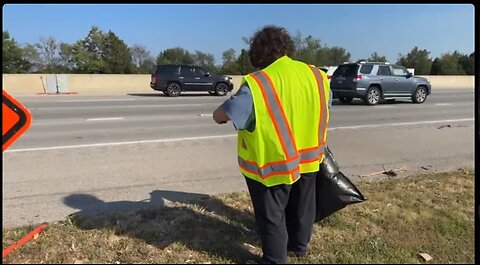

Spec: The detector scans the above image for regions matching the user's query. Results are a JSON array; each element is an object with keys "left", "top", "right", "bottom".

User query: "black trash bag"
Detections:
[{"left": 315, "top": 146, "right": 366, "bottom": 222}]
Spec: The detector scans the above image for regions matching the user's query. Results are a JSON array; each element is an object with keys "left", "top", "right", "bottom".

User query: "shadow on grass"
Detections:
[{"left": 62, "top": 190, "right": 258, "bottom": 263}]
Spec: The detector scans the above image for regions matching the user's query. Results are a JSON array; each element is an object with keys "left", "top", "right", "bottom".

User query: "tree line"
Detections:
[{"left": 3, "top": 26, "right": 475, "bottom": 75}]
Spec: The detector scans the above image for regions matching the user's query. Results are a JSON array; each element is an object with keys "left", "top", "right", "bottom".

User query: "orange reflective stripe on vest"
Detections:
[
  {"left": 238, "top": 156, "right": 299, "bottom": 179},
  {"left": 308, "top": 65, "right": 329, "bottom": 154},
  {"left": 238, "top": 148, "right": 324, "bottom": 178},
  {"left": 241, "top": 70, "right": 299, "bottom": 181},
  {"left": 249, "top": 71, "right": 297, "bottom": 159}
]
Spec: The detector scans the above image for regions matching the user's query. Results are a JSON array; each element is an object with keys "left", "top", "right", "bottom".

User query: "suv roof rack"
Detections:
[{"left": 356, "top": 60, "right": 390, "bottom": 65}]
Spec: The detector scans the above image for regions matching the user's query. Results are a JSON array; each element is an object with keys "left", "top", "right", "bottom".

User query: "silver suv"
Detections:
[{"left": 330, "top": 61, "right": 432, "bottom": 105}]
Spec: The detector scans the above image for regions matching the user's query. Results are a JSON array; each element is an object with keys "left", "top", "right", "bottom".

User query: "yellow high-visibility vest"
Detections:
[{"left": 237, "top": 56, "right": 330, "bottom": 187}]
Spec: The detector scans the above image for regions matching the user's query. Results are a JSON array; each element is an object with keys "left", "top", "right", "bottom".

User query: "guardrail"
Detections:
[{"left": 2, "top": 74, "right": 474, "bottom": 95}]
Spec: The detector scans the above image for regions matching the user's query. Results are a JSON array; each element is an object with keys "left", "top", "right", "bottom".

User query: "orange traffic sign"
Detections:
[{"left": 2, "top": 90, "right": 31, "bottom": 151}]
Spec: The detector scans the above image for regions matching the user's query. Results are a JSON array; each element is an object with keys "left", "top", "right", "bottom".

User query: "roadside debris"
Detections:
[
  {"left": 360, "top": 165, "right": 406, "bottom": 178},
  {"left": 437, "top": 124, "right": 451, "bottom": 129},
  {"left": 418, "top": 252, "right": 433, "bottom": 262},
  {"left": 421, "top": 165, "right": 433, "bottom": 170}
]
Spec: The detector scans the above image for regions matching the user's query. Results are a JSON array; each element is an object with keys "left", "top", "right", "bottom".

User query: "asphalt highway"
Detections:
[{"left": 3, "top": 89, "right": 474, "bottom": 227}]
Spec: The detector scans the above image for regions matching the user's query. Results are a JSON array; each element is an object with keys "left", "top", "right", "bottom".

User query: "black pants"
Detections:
[{"left": 245, "top": 171, "right": 317, "bottom": 264}]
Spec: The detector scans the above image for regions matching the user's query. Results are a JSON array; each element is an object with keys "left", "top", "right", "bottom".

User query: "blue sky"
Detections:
[{"left": 2, "top": 4, "right": 475, "bottom": 65}]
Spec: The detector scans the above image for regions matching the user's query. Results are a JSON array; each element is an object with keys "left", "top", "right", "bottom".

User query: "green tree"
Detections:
[
  {"left": 292, "top": 30, "right": 303, "bottom": 55},
  {"left": 21, "top": 44, "right": 42, "bottom": 73},
  {"left": 236, "top": 49, "right": 255, "bottom": 75},
  {"left": 130, "top": 44, "right": 155, "bottom": 74},
  {"left": 3, "top": 31, "right": 31, "bottom": 73},
  {"left": 367, "top": 52, "right": 387, "bottom": 62},
  {"left": 192, "top": 50, "right": 217, "bottom": 73},
  {"left": 58, "top": 42, "right": 75, "bottom": 73},
  {"left": 156, "top": 47, "right": 194, "bottom": 65},
  {"left": 458, "top": 52, "right": 475, "bottom": 75},
  {"left": 430, "top": 58, "right": 441, "bottom": 75},
  {"left": 292, "top": 32, "right": 350, "bottom": 66},
  {"left": 33, "top": 37, "right": 63, "bottom": 73},
  {"left": 20, "top": 37, "right": 73, "bottom": 73},
  {"left": 69, "top": 26, "right": 134, "bottom": 74},
  {"left": 293, "top": 35, "right": 322, "bottom": 65},
  {"left": 326, "top": 46, "right": 351, "bottom": 65},
  {"left": 396, "top": 47, "right": 432, "bottom": 75},
  {"left": 103, "top": 31, "right": 135, "bottom": 74},
  {"left": 429, "top": 51, "right": 465, "bottom": 75},
  {"left": 71, "top": 26, "right": 107, "bottom": 73},
  {"left": 219, "top": 48, "right": 239, "bottom": 74}
]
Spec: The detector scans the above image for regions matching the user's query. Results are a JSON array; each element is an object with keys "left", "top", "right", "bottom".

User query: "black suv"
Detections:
[
  {"left": 330, "top": 61, "right": 432, "bottom": 105},
  {"left": 150, "top": 65, "right": 234, "bottom": 97}
]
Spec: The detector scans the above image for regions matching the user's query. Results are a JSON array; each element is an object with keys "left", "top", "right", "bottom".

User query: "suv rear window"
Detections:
[
  {"left": 333, "top": 65, "right": 358, "bottom": 76},
  {"left": 155, "top": 65, "right": 178, "bottom": 75},
  {"left": 359, "top": 64, "right": 374, "bottom": 74}
]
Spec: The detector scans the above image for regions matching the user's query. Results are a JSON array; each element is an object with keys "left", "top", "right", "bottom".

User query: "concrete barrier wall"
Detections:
[
  {"left": 2, "top": 74, "right": 474, "bottom": 96},
  {"left": 2, "top": 74, "right": 48, "bottom": 94},
  {"left": 68, "top": 74, "right": 152, "bottom": 95},
  {"left": 418, "top": 76, "right": 475, "bottom": 90}
]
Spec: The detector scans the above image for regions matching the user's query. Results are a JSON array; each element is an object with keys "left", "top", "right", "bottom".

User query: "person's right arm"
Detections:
[{"left": 212, "top": 84, "right": 254, "bottom": 130}]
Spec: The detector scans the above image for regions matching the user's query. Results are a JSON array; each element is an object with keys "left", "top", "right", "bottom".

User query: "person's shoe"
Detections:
[
  {"left": 287, "top": 250, "right": 307, "bottom": 258},
  {"left": 241, "top": 242, "right": 261, "bottom": 256},
  {"left": 244, "top": 258, "right": 273, "bottom": 264},
  {"left": 241, "top": 243, "right": 262, "bottom": 264}
]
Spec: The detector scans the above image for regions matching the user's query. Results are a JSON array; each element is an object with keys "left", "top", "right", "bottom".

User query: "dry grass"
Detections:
[{"left": 2, "top": 168, "right": 474, "bottom": 264}]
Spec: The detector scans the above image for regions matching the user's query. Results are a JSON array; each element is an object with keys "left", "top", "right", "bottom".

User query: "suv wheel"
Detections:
[
  {"left": 412, "top": 86, "right": 427, "bottom": 104},
  {"left": 166, "top": 82, "right": 181, "bottom": 97},
  {"left": 215, "top": 83, "right": 228, "bottom": 96},
  {"left": 339, "top": 97, "right": 353, "bottom": 104},
  {"left": 364, "top": 86, "right": 381, "bottom": 105}
]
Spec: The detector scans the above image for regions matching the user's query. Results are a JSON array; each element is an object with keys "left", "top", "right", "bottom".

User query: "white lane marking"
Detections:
[
  {"left": 5, "top": 134, "right": 237, "bottom": 153},
  {"left": 86, "top": 117, "right": 124, "bottom": 121},
  {"left": 199, "top": 114, "right": 213, "bottom": 117},
  {"left": 58, "top": 99, "right": 135, "bottom": 102},
  {"left": 5, "top": 118, "right": 473, "bottom": 153},
  {"left": 33, "top": 103, "right": 213, "bottom": 110},
  {"left": 329, "top": 118, "right": 473, "bottom": 131},
  {"left": 434, "top": 103, "right": 453, "bottom": 106}
]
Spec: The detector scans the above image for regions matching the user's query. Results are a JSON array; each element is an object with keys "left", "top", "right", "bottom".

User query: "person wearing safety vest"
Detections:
[{"left": 213, "top": 25, "right": 331, "bottom": 264}]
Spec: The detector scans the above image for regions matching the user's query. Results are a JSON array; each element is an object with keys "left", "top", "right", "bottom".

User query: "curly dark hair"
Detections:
[{"left": 249, "top": 25, "right": 295, "bottom": 69}]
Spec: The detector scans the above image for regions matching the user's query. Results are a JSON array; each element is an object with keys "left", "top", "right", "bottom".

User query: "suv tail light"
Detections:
[
  {"left": 151, "top": 74, "right": 160, "bottom": 83},
  {"left": 353, "top": 75, "right": 362, "bottom": 82}
]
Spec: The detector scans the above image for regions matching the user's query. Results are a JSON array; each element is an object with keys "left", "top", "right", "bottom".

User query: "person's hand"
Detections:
[{"left": 213, "top": 106, "right": 230, "bottom": 124}]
